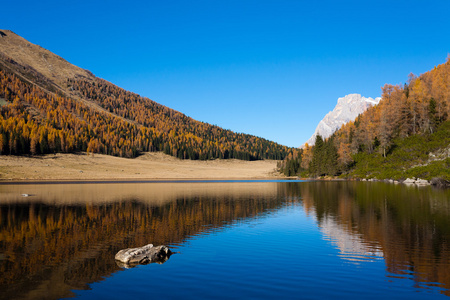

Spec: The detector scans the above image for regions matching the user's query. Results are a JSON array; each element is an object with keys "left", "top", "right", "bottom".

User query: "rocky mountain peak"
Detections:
[{"left": 303, "top": 94, "right": 381, "bottom": 147}]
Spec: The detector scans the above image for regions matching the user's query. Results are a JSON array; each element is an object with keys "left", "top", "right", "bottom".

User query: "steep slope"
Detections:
[
  {"left": 0, "top": 30, "right": 92, "bottom": 82},
  {"left": 304, "top": 94, "right": 380, "bottom": 146},
  {"left": 0, "top": 30, "right": 289, "bottom": 160}
]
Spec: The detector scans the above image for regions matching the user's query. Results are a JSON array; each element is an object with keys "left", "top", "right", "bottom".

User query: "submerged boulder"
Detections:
[{"left": 115, "top": 244, "right": 172, "bottom": 267}]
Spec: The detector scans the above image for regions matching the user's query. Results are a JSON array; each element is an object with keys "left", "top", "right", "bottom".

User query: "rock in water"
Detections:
[
  {"left": 403, "top": 178, "right": 416, "bottom": 184},
  {"left": 430, "top": 177, "right": 450, "bottom": 188},
  {"left": 115, "top": 244, "right": 172, "bottom": 267},
  {"left": 415, "top": 179, "right": 429, "bottom": 185}
]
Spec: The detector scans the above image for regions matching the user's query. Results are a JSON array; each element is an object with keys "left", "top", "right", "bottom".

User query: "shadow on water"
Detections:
[{"left": 0, "top": 181, "right": 449, "bottom": 299}]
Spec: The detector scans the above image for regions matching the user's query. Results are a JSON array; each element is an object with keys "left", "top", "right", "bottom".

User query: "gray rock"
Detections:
[
  {"left": 115, "top": 244, "right": 172, "bottom": 267},
  {"left": 403, "top": 178, "right": 416, "bottom": 184},
  {"left": 430, "top": 177, "right": 450, "bottom": 188},
  {"left": 415, "top": 179, "right": 429, "bottom": 185}
]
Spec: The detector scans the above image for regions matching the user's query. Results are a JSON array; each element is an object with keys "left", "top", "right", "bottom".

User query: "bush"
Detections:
[{"left": 347, "top": 121, "right": 450, "bottom": 180}]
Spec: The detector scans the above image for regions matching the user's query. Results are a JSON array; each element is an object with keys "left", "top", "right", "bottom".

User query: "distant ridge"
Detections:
[{"left": 303, "top": 94, "right": 381, "bottom": 146}]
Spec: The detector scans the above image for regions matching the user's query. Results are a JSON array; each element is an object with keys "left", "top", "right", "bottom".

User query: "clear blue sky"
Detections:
[{"left": 2, "top": 1, "right": 450, "bottom": 147}]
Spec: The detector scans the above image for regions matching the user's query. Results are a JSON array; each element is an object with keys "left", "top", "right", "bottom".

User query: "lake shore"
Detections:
[{"left": 0, "top": 152, "right": 284, "bottom": 182}]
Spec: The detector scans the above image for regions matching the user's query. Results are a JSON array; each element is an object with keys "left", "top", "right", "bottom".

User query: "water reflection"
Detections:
[
  {"left": 0, "top": 182, "right": 288, "bottom": 300},
  {"left": 0, "top": 181, "right": 450, "bottom": 299},
  {"left": 320, "top": 216, "right": 384, "bottom": 263},
  {"left": 297, "top": 181, "right": 450, "bottom": 295},
  {"left": 0, "top": 181, "right": 281, "bottom": 204}
]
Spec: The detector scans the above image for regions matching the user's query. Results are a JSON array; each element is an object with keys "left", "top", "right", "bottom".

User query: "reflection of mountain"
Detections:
[
  {"left": 299, "top": 181, "right": 450, "bottom": 296},
  {"left": 0, "top": 181, "right": 281, "bottom": 204},
  {"left": 319, "top": 216, "right": 383, "bottom": 263},
  {"left": 1, "top": 181, "right": 450, "bottom": 299},
  {"left": 0, "top": 182, "right": 292, "bottom": 300}
]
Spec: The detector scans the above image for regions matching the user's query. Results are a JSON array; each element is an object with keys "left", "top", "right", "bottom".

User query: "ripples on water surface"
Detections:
[{"left": 1, "top": 181, "right": 450, "bottom": 299}]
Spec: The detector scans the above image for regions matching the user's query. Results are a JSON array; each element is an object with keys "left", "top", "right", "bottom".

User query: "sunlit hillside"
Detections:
[
  {"left": 0, "top": 30, "right": 289, "bottom": 160},
  {"left": 280, "top": 57, "right": 450, "bottom": 181}
]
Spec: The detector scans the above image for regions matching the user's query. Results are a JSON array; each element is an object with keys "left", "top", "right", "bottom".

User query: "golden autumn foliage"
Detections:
[
  {"left": 0, "top": 66, "right": 289, "bottom": 160},
  {"left": 280, "top": 57, "right": 450, "bottom": 177},
  {"left": 336, "top": 57, "right": 450, "bottom": 159}
]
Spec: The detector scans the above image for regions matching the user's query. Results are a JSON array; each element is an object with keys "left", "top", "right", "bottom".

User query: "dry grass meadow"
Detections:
[{"left": 0, "top": 152, "right": 282, "bottom": 181}]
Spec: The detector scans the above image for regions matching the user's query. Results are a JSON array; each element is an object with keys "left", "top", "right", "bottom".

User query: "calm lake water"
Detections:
[{"left": 1, "top": 180, "right": 450, "bottom": 299}]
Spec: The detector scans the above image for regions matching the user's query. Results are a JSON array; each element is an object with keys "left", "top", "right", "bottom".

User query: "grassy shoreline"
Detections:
[{"left": 0, "top": 152, "right": 283, "bottom": 181}]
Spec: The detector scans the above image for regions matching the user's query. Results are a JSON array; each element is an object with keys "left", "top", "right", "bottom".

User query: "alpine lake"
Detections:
[{"left": 1, "top": 180, "right": 450, "bottom": 299}]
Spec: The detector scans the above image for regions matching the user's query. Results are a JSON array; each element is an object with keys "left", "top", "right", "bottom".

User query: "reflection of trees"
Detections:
[
  {"left": 1, "top": 182, "right": 449, "bottom": 299},
  {"left": 0, "top": 189, "right": 289, "bottom": 300},
  {"left": 300, "top": 181, "right": 450, "bottom": 296}
]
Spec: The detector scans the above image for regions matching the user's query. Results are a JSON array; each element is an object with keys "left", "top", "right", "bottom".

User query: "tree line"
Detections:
[
  {"left": 0, "top": 67, "right": 289, "bottom": 160},
  {"left": 279, "top": 56, "right": 450, "bottom": 177}
]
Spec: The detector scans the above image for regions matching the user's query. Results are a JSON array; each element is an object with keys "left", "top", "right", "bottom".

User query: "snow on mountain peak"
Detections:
[{"left": 303, "top": 94, "right": 381, "bottom": 147}]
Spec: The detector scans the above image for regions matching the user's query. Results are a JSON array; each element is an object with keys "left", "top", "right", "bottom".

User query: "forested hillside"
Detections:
[
  {"left": 280, "top": 57, "right": 450, "bottom": 180},
  {"left": 0, "top": 30, "right": 289, "bottom": 160}
]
